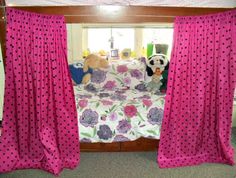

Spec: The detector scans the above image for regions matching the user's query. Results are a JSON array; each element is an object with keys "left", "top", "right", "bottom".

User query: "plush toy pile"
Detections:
[
  {"left": 69, "top": 54, "right": 109, "bottom": 85},
  {"left": 69, "top": 53, "right": 169, "bottom": 95}
]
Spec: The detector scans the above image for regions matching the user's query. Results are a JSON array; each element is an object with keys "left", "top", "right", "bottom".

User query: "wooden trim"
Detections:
[
  {"left": 80, "top": 138, "right": 159, "bottom": 152},
  {"left": 0, "top": 0, "right": 5, "bottom": 6},
  {"left": 0, "top": 0, "right": 6, "bottom": 62},
  {"left": 12, "top": 6, "right": 234, "bottom": 23},
  {"left": 65, "top": 16, "right": 174, "bottom": 23},
  {"left": 81, "top": 142, "right": 120, "bottom": 152},
  {"left": 120, "top": 138, "right": 159, "bottom": 152}
]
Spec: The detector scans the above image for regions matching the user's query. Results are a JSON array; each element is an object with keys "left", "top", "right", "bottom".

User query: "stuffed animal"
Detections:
[
  {"left": 146, "top": 54, "right": 169, "bottom": 93},
  {"left": 82, "top": 54, "right": 109, "bottom": 84},
  {"left": 69, "top": 61, "right": 93, "bottom": 85},
  {"left": 69, "top": 54, "right": 109, "bottom": 85}
]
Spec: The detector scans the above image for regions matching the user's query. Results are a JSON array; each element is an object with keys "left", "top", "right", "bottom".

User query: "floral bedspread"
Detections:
[
  {"left": 75, "top": 85, "right": 165, "bottom": 143},
  {"left": 90, "top": 59, "right": 150, "bottom": 89}
]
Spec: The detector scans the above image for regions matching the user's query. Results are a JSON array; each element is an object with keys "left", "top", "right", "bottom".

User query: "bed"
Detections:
[{"left": 72, "top": 59, "right": 165, "bottom": 151}]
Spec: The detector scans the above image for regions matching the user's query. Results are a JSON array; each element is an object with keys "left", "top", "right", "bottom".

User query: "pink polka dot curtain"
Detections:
[
  {"left": 0, "top": 8, "right": 80, "bottom": 175},
  {"left": 158, "top": 10, "right": 236, "bottom": 168}
]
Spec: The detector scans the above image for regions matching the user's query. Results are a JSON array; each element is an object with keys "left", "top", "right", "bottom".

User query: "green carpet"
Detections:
[
  {"left": 1, "top": 128, "right": 236, "bottom": 178},
  {"left": 232, "top": 127, "right": 236, "bottom": 147}
]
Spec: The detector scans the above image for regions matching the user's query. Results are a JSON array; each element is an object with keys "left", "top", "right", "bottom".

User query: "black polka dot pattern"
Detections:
[
  {"left": 0, "top": 8, "right": 80, "bottom": 175},
  {"left": 158, "top": 10, "right": 236, "bottom": 168}
]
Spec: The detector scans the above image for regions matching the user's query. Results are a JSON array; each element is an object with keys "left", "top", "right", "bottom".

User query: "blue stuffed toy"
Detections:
[{"left": 69, "top": 62, "right": 93, "bottom": 85}]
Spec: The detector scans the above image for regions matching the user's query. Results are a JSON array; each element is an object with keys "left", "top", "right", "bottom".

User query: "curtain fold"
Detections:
[
  {"left": 0, "top": 8, "right": 80, "bottom": 175},
  {"left": 158, "top": 10, "right": 236, "bottom": 168}
]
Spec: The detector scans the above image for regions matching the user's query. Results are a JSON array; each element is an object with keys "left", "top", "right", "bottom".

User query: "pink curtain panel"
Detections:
[
  {"left": 158, "top": 10, "right": 236, "bottom": 168},
  {"left": 0, "top": 8, "right": 80, "bottom": 175}
]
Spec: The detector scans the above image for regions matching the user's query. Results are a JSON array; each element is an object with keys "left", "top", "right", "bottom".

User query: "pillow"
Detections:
[{"left": 69, "top": 62, "right": 93, "bottom": 85}]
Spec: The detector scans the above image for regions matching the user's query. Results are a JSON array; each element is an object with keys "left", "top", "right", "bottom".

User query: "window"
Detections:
[
  {"left": 87, "top": 28, "right": 110, "bottom": 52},
  {"left": 143, "top": 28, "right": 173, "bottom": 58},
  {"left": 111, "top": 28, "right": 135, "bottom": 51},
  {"left": 87, "top": 28, "right": 135, "bottom": 53},
  {"left": 83, "top": 26, "right": 174, "bottom": 59}
]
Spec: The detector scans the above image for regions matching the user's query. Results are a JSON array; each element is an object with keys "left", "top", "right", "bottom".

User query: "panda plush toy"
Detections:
[{"left": 146, "top": 54, "right": 169, "bottom": 94}]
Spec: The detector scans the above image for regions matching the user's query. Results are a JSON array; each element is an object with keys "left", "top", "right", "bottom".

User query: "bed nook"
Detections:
[
  {"left": 1, "top": 1, "right": 236, "bottom": 176},
  {"left": 71, "top": 56, "right": 166, "bottom": 151},
  {"left": 0, "top": 2, "right": 234, "bottom": 153}
]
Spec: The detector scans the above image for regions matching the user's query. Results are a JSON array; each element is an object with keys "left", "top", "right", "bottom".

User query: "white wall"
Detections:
[
  {"left": 233, "top": 102, "right": 236, "bottom": 127},
  {"left": 0, "top": 45, "right": 4, "bottom": 121},
  {"left": 66, "top": 24, "right": 83, "bottom": 63},
  {"left": 134, "top": 28, "right": 143, "bottom": 57}
]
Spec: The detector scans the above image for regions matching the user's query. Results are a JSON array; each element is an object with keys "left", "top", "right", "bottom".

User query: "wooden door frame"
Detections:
[{"left": 0, "top": 0, "right": 6, "bottom": 63}]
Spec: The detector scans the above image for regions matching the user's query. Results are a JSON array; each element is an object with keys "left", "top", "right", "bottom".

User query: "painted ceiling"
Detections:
[{"left": 5, "top": 0, "right": 236, "bottom": 8}]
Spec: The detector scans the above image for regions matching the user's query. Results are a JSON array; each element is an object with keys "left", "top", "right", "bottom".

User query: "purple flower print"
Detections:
[
  {"left": 110, "top": 94, "right": 127, "bottom": 101},
  {"left": 123, "top": 77, "right": 131, "bottom": 86},
  {"left": 139, "top": 57, "right": 146, "bottom": 64},
  {"left": 75, "top": 94, "right": 92, "bottom": 99},
  {"left": 103, "top": 81, "right": 117, "bottom": 90},
  {"left": 116, "top": 120, "right": 131, "bottom": 133},
  {"left": 97, "top": 125, "right": 113, "bottom": 140},
  {"left": 98, "top": 92, "right": 110, "bottom": 98},
  {"left": 115, "top": 89, "right": 126, "bottom": 94},
  {"left": 130, "top": 69, "right": 143, "bottom": 80},
  {"left": 138, "top": 95, "right": 151, "bottom": 100},
  {"left": 80, "top": 109, "right": 98, "bottom": 127},
  {"left": 84, "top": 84, "right": 97, "bottom": 93},
  {"left": 135, "top": 83, "right": 147, "bottom": 92},
  {"left": 91, "top": 70, "right": 106, "bottom": 84},
  {"left": 80, "top": 138, "right": 92, "bottom": 143},
  {"left": 147, "top": 107, "right": 163, "bottom": 125},
  {"left": 113, "top": 135, "right": 130, "bottom": 142},
  {"left": 101, "top": 99, "right": 113, "bottom": 106},
  {"left": 117, "top": 65, "right": 128, "bottom": 73},
  {"left": 109, "top": 112, "right": 118, "bottom": 121},
  {"left": 76, "top": 94, "right": 92, "bottom": 99}
]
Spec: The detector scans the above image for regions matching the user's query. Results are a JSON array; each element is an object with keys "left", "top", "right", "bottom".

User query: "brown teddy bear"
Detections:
[{"left": 82, "top": 54, "right": 109, "bottom": 84}]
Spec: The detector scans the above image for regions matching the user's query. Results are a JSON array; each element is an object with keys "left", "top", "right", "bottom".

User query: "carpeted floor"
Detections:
[
  {"left": 232, "top": 127, "right": 236, "bottom": 147},
  {"left": 1, "top": 128, "right": 236, "bottom": 178}
]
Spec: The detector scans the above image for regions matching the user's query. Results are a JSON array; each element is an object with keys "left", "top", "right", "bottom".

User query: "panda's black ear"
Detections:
[{"left": 146, "top": 66, "right": 153, "bottom": 76}]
